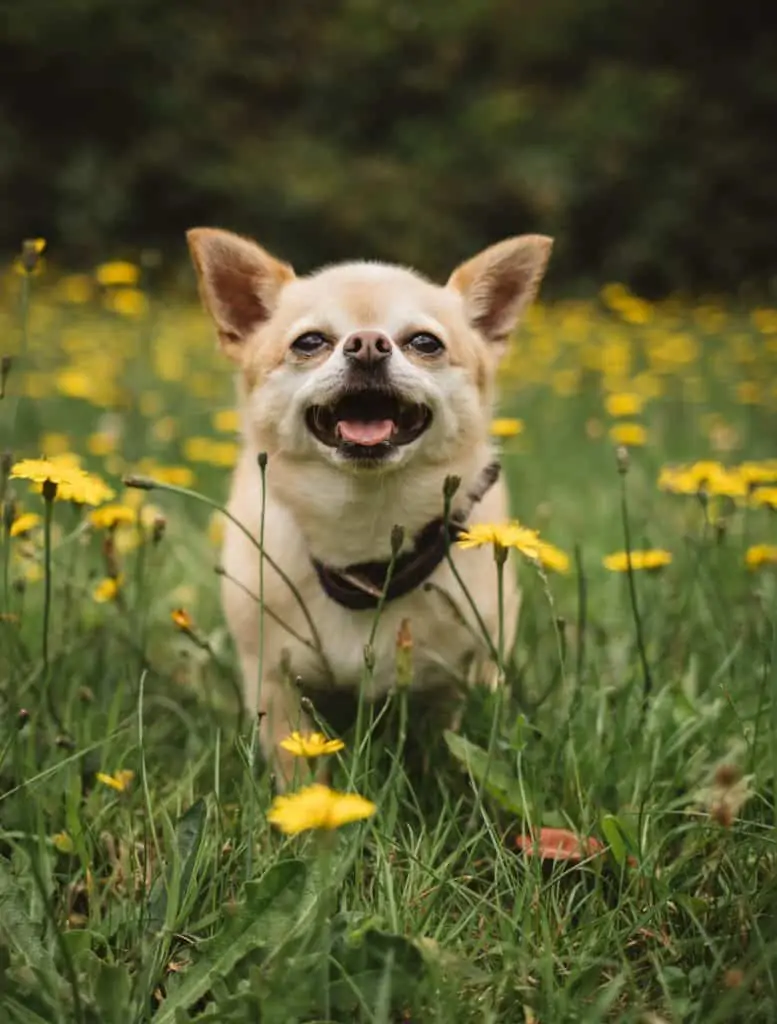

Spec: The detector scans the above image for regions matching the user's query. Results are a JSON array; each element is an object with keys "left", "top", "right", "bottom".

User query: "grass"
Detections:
[{"left": 1, "top": 255, "right": 777, "bottom": 1022}]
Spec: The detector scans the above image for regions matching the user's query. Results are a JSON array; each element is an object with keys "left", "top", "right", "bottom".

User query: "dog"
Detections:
[{"left": 187, "top": 227, "right": 552, "bottom": 784}]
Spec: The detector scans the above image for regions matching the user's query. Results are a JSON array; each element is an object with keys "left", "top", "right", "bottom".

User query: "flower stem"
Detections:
[
  {"left": 246, "top": 455, "right": 267, "bottom": 883},
  {"left": 619, "top": 472, "right": 653, "bottom": 712},
  {"left": 123, "top": 474, "right": 324, "bottom": 658},
  {"left": 470, "top": 548, "right": 506, "bottom": 826},
  {"left": 42, "top": 494, "right": 53, "bottom": 670}
]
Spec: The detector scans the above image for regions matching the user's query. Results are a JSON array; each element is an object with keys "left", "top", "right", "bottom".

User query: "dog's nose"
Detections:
[{"left": 343, "top": 330, "right": 393, "bottom": 366}]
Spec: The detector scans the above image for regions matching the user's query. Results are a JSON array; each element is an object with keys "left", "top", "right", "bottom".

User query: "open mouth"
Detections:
[{"left": 305, "top": 389, "right": 432, "bottom": 456}]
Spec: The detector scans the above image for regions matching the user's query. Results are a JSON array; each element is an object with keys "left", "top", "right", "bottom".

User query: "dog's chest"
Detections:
[{"left": 297, "top": 581, "right": 478, "bottom": 698}]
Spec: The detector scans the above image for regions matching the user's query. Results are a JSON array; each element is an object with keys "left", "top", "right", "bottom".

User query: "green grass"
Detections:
[{"left": 1, "top": 270, "right": 777, "bottom": 1023}]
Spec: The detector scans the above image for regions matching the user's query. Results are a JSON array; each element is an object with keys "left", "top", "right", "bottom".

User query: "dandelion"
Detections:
[
  {"left": 9, "top": 512, "right": 41, "bottom": 537},
  {"left": 95, "top": 261, "right": 140, "bottom": 287},
  {"left": 104, "top": 287, "right": 148, "bottom": 318},
  {"left": 603, "top": 549, "right": 672, "bottom": 572},
  {"left": 267, "top": 784, "right": 376, "bottom": 835},
  {"left": 40, "top": 432, "right": 72, "bottom": 456},
  {"left": 10, "top": 457, "right": 75, "bottom": 487},
  {"left": 93, "top": 576, "right": 122, "bottom": 603},
  {"left": 608, "top": 422, "right": 647, "bottom": 447},
  {"left": 279, "top": 731, "right": 345, "bottom": 758},
  {"left": 87, "top": 432, "right": 118, "bottom": 457},
  {"left": 605, "top": 392, "right": 644, "bottom": 418},
  {"left": 457, "top": 522, "right": 541, "bottom": 559},
  {"left": 751, "top": 487, "right": 777, "bottom": 510},
  {"left": 745, "top": 545, "right": 777, "bottom": 569},
  {"left": 213, "top": 408, "right": 240, "bottom": 433},
  {"left": 534, "top": 540, "right": 571, "bottom": 574},
  {"left": 96, "top": 769, "right": 135, "bottom": 793},
  {"left": 490, "top": 418, "right": 524, "bottom": 439},
  {"left": 11, "top": 457, "right": 115, "bottom": 506},
  {"left": 89, "top": 505, "right": 137, "bottom": 530},
  {"left": 15, "top": 238, "right": 46, "bottom": 275}
]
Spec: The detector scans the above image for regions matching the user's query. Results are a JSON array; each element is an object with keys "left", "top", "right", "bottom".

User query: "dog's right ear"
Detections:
[{"left": 186, "top": 228, "right": 295, "bottom": 360}]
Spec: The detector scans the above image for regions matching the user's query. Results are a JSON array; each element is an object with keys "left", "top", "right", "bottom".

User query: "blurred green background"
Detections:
[{"left": 2, "top": 0, "right": 776, "bottom": 296}]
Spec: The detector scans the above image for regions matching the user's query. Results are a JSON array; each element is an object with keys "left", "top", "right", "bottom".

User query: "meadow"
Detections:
[{"left": 1, "top": 242, "right": 777, "bottom": 1023}]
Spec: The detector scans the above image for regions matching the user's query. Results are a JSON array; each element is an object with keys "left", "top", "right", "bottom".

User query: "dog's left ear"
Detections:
[
  {"left": 447, "top": 235, "right": 553, "bottom": 348},
  {"left": 187, "top": 228, "right": 295, "bottom": 361}
]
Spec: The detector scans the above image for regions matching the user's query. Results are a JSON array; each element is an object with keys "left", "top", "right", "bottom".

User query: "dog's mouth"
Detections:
[{"left": 305, "top": 390, "right": 432, "bottom": 457}]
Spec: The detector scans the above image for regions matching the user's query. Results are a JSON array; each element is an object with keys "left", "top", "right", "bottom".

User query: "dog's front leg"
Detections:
[{"left": 239, "top": 655, "right": 312, "bottom": 790}]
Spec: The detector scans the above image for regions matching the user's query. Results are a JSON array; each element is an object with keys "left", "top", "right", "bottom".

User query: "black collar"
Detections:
[{"left": 311, "top": 462, "right": 501, "bottom": 611}]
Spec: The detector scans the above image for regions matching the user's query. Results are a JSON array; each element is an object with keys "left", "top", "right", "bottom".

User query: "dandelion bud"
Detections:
[
  {"left": 1, "top": 451, "right": 12, "bottom": 477},
  {"left": 151, "top": 515, "right": 166, "bottom": 545},
  {"left": 56, "top": 734, "right": 76, "bottom": 750},
  {"left": 0, "top": 355, "right": 11, "bottom": 398},
  {"left": 714, "top": 519, "right": 727, "bottom": 544},
  {"left": 123, "top": 474, "right": 156, "bottom": 491},
  {"left": 390, "top": 524, "right": 405, "bottom": 557},
  {"left": 395, "top": 618, "right": 413, "bottom": 689},
  {"left": 20, "top": 238, "right": 46, "bottom": 273},
  {"left": 257, "top": 452, "right": 268, "bottom": 471},
  {"left": 300, "top": 695, "right": 315, "bottom": 713},
  {"left": 363, "top": 643, "right": 376, "bottom": 672},
  {"left": 443, "top": 475, "right": 461, "bottom": 502},
  {"left": 615, "top": 445, "right": 630, "bottom": 475},
  {"left": 2, "top": 496, "right": 16, "bottom": 532},
  {"left": 17, "top": 708, "right": 30, "bottom": 728},
  {"left": 42, "top": 478, "right": 58, "bottom": 502}
]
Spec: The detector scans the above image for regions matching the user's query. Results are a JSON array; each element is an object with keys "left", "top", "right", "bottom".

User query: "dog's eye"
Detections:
[
  {"left": 406, "top": 332, "right": 444, "bottom": 356},
  {"left": 291, "top": 331, "right": 329, "bottom": 355}
]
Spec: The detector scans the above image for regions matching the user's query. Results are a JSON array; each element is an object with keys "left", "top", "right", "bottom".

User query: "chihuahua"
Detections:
[{"left": 187, "top": 228, "right": 552, "bottom": 784}]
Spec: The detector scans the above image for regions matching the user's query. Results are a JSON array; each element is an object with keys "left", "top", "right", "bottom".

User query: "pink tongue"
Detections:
[{"left": 336, "top": 419, "right": 395, "bottom": 445}]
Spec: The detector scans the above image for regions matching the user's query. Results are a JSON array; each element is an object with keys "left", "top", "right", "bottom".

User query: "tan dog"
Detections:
[{"left": 187, "top": 228, "right": 552, "bottom": 784}]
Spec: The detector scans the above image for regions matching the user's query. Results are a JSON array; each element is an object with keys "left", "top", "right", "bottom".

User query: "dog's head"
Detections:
[{"left": 187, "top": 229, "right": 552, "bottom": 473}]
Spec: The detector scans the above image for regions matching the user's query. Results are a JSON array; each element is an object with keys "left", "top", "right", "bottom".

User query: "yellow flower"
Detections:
[
  {"left": 208, "top": 512, "right": 225, "bottom": 547},
  {"left": 279, "top": 731, "right": 346, "bottom": 758},
  {"left": 603, "top": 549, "right": 672, "bottom": 572},
  {"left": 149, "top": 465, "right": 195, "bottom": 488},
  {"left": 104, "top": 287, "right": 148, "bottom": 318},
  {"left": 267, "top": 784, "right": 376, "bottom": 835},
  {"left": 658, "top": 461, "right": 748, "bottom": 500},
  {"left": 171, "top": 608, "right": 194, "bottom": 631},
  {"left": 534, "top": 541, "right": 570, "bottom": 574},
  {"left": 57, "top": 273, "right": 93, "bottom": 305},
  {"left": 95, "top": 261, "right": 140, "bottom": 287},
  {"left": 457, "top": 521, "right": 541, "bottom": 559},
  {"left": 9, "top": 512, "right": 42, "bottom": 537},
  {"left": 213, "top": 409, "right": 240, "bottom": 433},
  {"left": 87, "top": 431, "right": 118, "bottom": 457},
  {"left": 96, "top": 769, "right": 134, "bottom": 792},
  {"left": 89, "top": 504, "right": 137, "bottom": 530},
  {"left": 490, "top": 418, "right": 524, "bottom": 439},
  {"left": 40, "top": 432, "right": 72, "bottom": 456},
  {"left": 10, "top": 457, "right": 75, "bottom": 486},
  {"left": 11, "top": 457, "right": 112, "bottom": 504},
  {"left": 608, "top": 422, "right": 647, "bottom": 447},
  {"left": 52, "top": 831, "right": 75, "bottom": 854},
  {"left": 93, "top": 576, "right": 122, "bottom": 603},
  {"left": 605, "top": 392, "right": 643, "bottom": 418},
  {"left": 751, "top": 488, "right": 777, "bottom": 510},
  {"left": 745, "top": 545, "right": 777, "bottom": 569}
]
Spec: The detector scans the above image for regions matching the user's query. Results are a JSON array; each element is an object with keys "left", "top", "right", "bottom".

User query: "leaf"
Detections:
[
  {"left": 515, "top": 827, "right": 604, "bottom": 862},
  {"left": 0, "top": 858, "right": 47, "bottom": 971},
  {"left": 600, "top": 814, "right": 627, "bottom": 866},
  {"left": 147, "top": 798, "right": 207, "bottom": 934},
  {"left": 94, "top": 961, "right": 132, "bottom": 1023},
  {"left": 443, "top": 731, "right": 527, "bottom": 815},
  {"left": 153, "top": 860, "right": 306, "bottom": 1024}
]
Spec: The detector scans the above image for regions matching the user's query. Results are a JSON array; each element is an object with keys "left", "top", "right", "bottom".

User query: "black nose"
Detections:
[{"left": 343, "top": 330, "right": 393, "bottom": 366}]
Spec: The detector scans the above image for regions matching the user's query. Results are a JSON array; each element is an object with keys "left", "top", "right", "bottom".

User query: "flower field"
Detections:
[{"left": 1, "top": 245, "right": 777, "bottom": 1022}]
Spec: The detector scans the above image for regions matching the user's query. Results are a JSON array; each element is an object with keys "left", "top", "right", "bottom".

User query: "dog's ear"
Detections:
[
  {"left": 447, "top": 235, "right": 553, "bottom": 349},
  {"left": 187, "top": 228, "right": 295, "bottom": 360}
]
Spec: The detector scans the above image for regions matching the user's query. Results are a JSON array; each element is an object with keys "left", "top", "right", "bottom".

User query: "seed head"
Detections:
[
  {"left": 616, "top": 445, "right": 630, "bottom": 475},
  {"left": 390, "top": 524, "right": 405, "bottom": 557}
]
